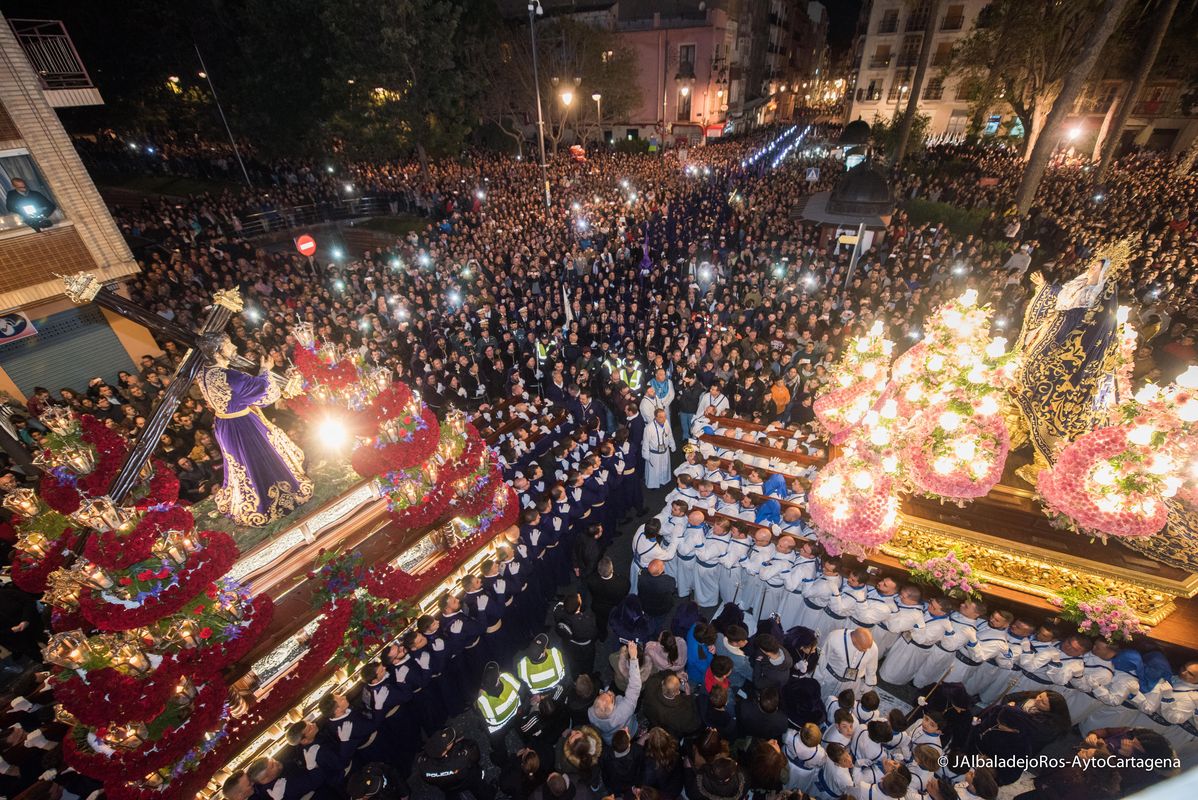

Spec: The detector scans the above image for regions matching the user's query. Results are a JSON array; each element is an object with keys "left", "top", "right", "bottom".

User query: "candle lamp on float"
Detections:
[
  {"left": 43, "top": 569, "right": 83, "bottom": 611},
  {"left": 115, "top": 641, "right": 151, "bottom": 675},
  {"left": 171, "top": 619, "right": 201, "bottom": 649},
  {"left": 317, "top": 342, "right": 339, "bottom": 366},
  {"left": 71, "top": 496, "right": 132, "bottom": 533},
  {"left": 291, "top": 319, "right": 317, "bottom": 350},
  {"left": 368, "top": 366, "right": 392, "bottom": 395},
  {"left": 174, "top": 675, "right": 199, "bottom": 703},
  {"left": 18, "top": 531, "right": 50, "bottom": 559},
  {"left": 108, "top": 721, "right": 150, "bottom": 751},
  {"left": 2, "top": 488, "right": 40, "bottom": 518},
  {"left": 45, "top": 631, "right": 94, "bottom": 670},
  {"left": 80, "top": 561, "right": 114, "bottom": 590},
  {"left": 39, "top": 405, "right": 78, "bottom": 436},
  {"left": 60, "top": 443, "right": 96, "bottom": 475}
]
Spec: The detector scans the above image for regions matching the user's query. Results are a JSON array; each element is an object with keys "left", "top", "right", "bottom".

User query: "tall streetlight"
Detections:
[
  {"left": 592, "top": 92, "right": 602, "bottom": 143},
  {"left": 194, "top": 44, "right": 252, "bottom": 188},
  {"left": 527, "top": 1, "right": 550, "bottom": 208}
]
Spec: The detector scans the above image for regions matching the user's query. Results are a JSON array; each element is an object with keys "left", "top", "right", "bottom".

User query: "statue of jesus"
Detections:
[{"left": 197, "top": 333, "right": 313, "bottom": 526}]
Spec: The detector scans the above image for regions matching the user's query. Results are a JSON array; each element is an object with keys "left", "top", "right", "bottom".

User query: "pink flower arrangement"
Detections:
[
  {"left": 903, "top": 551, "right": 984, "bottom": 600},
  {"left": 1038, "top": 424, "right": 1169, "bottom": 540},
  {"left": 905, "top": 407, "right": 1010, "bottom": 502},
  {"left": 1053, "top": 591, "right": 1147, "bottom": 643},
  {"left": 808, "top": 455, "right": 900, "bottom": 556}
]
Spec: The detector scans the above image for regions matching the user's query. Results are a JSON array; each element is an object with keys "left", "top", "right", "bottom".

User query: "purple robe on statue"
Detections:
[{"left": 197, "top": 365, "right": 313, "bottom": 527}]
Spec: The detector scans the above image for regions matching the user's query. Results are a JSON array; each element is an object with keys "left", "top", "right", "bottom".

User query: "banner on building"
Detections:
[{"left": 0, "top": 312, "right": 37, "bottom": 344}]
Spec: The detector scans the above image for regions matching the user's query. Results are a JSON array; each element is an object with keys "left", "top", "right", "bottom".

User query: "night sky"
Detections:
[{"left": 825, "top": 0, "right": 863, "bottom": 56}]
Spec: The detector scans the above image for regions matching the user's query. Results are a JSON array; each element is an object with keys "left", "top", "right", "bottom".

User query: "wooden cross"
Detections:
[{"left": 60, "top": 272, "right": 248, "bottom": 503}]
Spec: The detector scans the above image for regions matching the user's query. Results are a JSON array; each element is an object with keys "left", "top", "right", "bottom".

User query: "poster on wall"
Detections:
[{"left": 0, "top": 312, "right": 37, "bottom": 344}]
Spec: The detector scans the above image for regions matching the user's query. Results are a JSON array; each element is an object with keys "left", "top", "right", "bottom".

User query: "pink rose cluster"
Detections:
[
  {"left": 1075, "top": 596, "right": 1147, "bottom": 643},
  {"left": 903, "top": 550, "right": 984, "bottom": 599},
  {"left": 1038, "top": 424, "right": 1168, "bottom": 540}
]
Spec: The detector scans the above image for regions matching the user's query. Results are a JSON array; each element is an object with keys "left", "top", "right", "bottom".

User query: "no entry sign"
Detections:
[{"left": 295, "top": 234, "right": 317, "bottom": 257}]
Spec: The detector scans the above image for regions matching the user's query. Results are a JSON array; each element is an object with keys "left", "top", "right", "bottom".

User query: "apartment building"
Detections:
[
  {"left": 0, "top": 15, "right": 154, "bottom": 400},
  {"left": 845, "top": 0, "right": 984, "bottom": 137}
]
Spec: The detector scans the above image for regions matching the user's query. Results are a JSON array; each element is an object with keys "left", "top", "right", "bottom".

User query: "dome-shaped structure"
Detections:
[
  {"left": 827, "top": 160, "right": 893, "bottom": 217},
  {"left": 838, "top": 119, "right": 871, "bottom": 147}
]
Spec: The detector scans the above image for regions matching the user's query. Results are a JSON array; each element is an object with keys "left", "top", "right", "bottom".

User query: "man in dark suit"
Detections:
[
  {"left": 636, "top": 559, "right": 677, "bottom": 633},
  {"left": 585, "top": 556, "right": 628, "bottom": 641},
  {"left": 736, "top": 686, "right": 789, "bottom": 741}
]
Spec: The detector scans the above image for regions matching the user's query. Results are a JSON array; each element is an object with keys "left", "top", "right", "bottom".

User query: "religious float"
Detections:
[
  {"left": 697, "top": 239, "right": 1198, "bottom": 656},
  {"left": 0, "top": 275, "right": 516, "bottom": 799}
]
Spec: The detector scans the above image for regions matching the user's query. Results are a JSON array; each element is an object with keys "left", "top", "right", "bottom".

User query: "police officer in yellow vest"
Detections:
[
  {"left": 475, "top": 661, "right": 524, "bottom": 767},
  {"left": 516, "top": 634, "right": 567, "bottom": 700}
]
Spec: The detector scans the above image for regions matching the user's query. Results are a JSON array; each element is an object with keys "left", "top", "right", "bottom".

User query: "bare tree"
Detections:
[{"left": 1014, "top": 0, "right": 1133, "bottom": 214}]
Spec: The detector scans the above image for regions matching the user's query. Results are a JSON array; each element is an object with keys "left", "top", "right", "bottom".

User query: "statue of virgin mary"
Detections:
[
  {"left": 1012, "top": 255, "right": 1122, "bottom": 462},
  {"left": 197, "top": 333, "right": 313, "bottom": 526},
  {"left": 1014, "top": 244, "right": 1198, "bottom": 570}
]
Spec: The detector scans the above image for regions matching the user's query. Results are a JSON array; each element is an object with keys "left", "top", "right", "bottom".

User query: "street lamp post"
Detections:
[
  {"left": 527, "top": 1, "right": 551, "bottom": 208},
  {"left": 592, "top": 92, "right": 602, "bottom": 144}
]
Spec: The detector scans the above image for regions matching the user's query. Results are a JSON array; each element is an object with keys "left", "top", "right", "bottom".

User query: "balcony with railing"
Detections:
[
  {"left": 869, "top": 55, "right": 892, "bottom": 69},
  {"left": 7, "top": 19, "right": 103, "bottom": 107}
]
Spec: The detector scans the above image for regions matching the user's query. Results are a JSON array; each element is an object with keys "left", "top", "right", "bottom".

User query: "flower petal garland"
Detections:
[
  {"left": 1038, "top": 424, "right": 1169, "bottom": 539},
  {"left": 63, "top": 679, "right": 227, "bottom": 782},
  {"left": 79, "top": 530, "right": 239, "bottom": 631},
  {"left": 54, "top": 658, "right": 185, "bottom": 728},
  {"left": 905, "top": 405, "right": 1010, "bottom": 502},
  {"left": 808, "top": 456, "right": 899, "bottom": 556}
]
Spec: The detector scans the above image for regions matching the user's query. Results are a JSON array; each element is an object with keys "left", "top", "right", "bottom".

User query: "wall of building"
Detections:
[
  {"left": 845, "top": 0, "right": 987, "bottom": 137},
  {"left": 0, "top": 13, "right": 138, "bottom": 312}
]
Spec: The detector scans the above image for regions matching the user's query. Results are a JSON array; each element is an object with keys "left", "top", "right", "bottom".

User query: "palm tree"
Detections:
[
  {"left": 1013, "top": 0, "right": 1133, "bottom": 215},
  {"left": 893, "top": 0, "right": 945, "bottom": 164},
  {"left": 1096, "top": 0, "right": 1183, "bottom": 178}
]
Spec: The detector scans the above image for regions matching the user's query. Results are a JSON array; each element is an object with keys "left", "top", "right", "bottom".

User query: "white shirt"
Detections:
[{"left": 824, "top": 630, "right": 878, "bottom": 686}]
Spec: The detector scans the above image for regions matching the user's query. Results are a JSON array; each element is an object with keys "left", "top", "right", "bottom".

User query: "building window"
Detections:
[
  {"left": 678, "top": 44, "right": 696, "bottom": 77},
  {"left": 924, "top": 77, "right": 944, "bottom": 100},
  {"left": 942, "top": 4, "right": 965, "bottom": 30},
  {"left": 879, "top": 9, "right": 899, "bottom": 34},
  {"left": 870, "top": 45, "right": 892, "bottom": 69},
  {"left": 898, "top": 34, "right": 922, "bottom": 67},
  {"left": 1, "top": 150, "right": 62, "bottom": 233},
  {"left": 864, "top": 79, "right": 883, "bottom": 101},
  {"left": 677, "top": 90, "right": 692, "bottom": 121},
  {"left": 932, "top": 41, "right": 953, "bottom": 68},
  {"left": 905, "top": 0, "right": 931, "bottom": 31},
  {"left": 627, "top": 128, "right": 639, "bottom": 140},
  {"left": 888, "top": 69, "right": 913, "bottom": 101}
]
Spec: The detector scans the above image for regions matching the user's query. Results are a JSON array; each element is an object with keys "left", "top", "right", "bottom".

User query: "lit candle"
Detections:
[
  {"left": 82, "top": 562, "right": 114, "bottom": 590},
  {"left": 39, "top": 406, "right": 77, "bottom": 436},
  {"left": 370, "top": 367, "right": 392, "bottom": 393},
  {"left": 62, "top": 444, "right": 96, "bottom": 474},
  {"left": 2, "top": 488, "right": 40, "bottom": 518},
  {"left": 45, "top": 631, "right": 92, "bottom": 669},
  {"left": 175, "top": 620, "right": 199, "bottom": 648},
  {"left": 19, "top": 531, "right": 49, "bottom": 558},
  {"left": 116, "top": 643, "right": 150, "bottom": 674}
]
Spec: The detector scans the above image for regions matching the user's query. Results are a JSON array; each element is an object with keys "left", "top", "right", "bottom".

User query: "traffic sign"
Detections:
[
  {"left": 837, "top": 234, "right": 859, "bottom": 245},
  {"left": 295, "top": 234, "right": 317, "bottom": 257},
  {"left": 806, "top": 167, "right": 820, "bottom": 182}
]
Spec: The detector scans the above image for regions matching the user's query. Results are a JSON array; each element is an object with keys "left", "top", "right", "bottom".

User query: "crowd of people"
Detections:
[{"left": 0, "top": 118, "right": 1195, "bottom": 800}]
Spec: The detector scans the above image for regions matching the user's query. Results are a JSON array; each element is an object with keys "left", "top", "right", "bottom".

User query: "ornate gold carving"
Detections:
[
  {"left": 59, "top": 271, "right": 102, "bottom": 303},
  {"left": 212, "top": 287, "right": 245, "bottom": 313},
  {"left": 882, "top": 516, "right": 1186, "bottom": 626}
]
